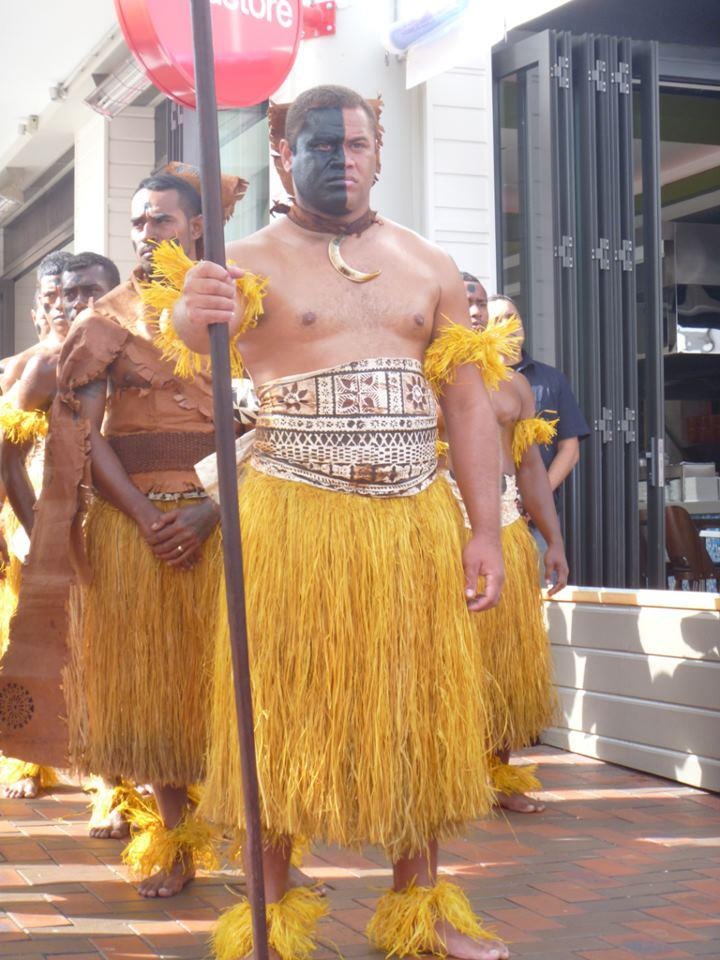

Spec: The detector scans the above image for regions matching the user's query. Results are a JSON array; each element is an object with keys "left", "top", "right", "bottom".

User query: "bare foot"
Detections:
[
  {"left": 497, "top": 791, "right": 545, "bottom": 814},
  {"left": 289, "top": 865, "right": 330, "bottom": 895},
  {"left": 2, "top": 776, "right": 39, "bottom": 799},
  {"left": 138, "top": 857, "right": 195, "bottom": 898},
  {"left": 437, "top": 922, "right": 509, "bottom": 960},
  {"left": 89, "top": 806, "right": 131, "bottom": 840}
]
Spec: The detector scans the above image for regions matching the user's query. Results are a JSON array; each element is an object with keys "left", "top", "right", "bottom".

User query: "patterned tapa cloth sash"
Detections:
[
  {"left": 444, "top": 471, "right": 522, "bottom": 530},
  {"left": 251, "top": 358, "right": 438, "bottom": 497}
]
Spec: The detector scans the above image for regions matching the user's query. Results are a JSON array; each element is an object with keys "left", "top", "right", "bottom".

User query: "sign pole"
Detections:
[{"left": 188, "top": 2, "right": 269, "bottom": 957}]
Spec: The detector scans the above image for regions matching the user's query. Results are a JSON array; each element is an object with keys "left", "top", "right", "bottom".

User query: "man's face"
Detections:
[
  {"left": 62, "top": 265, "right": 114, "bottom": 324},
  {"left": 464, "top": 281, "right": 488, "bottom": 331},
  {"left": 283, "top": 106, "right": 377, "bottom": 217},
  {"left": 130, "top": 188, "right": 202, "bottom": 274},
  {"left": 488, "top": 298, "right": 526, "bottom": 361},
  {"left": 37, "top": 274, "right": 65, "bottom": 338}
]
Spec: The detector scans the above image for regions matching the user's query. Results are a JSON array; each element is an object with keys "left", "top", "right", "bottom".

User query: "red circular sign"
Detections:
[{"left": 115, "top": 0, "right": 302, "bottom": 108}]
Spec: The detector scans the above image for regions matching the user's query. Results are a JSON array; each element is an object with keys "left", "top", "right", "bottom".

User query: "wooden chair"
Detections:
[{"left": 665, "top": 505, "right": 720, "bottom": 590}]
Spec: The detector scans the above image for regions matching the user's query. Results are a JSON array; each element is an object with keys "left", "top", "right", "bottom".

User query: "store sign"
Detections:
[{"left": 115, "top": 0, "right": 302, "bottom": 108}]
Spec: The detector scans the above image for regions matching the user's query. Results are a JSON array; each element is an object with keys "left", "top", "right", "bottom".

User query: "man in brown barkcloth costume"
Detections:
[
  {"left": 0, "top": 252, "right": 120, "bottom": 802},
  {"left": 148, "top": 85, "right": 512, "bottom": 960},
  {"left": 8, "top": 165, "right": 247, "bottom": 898}
]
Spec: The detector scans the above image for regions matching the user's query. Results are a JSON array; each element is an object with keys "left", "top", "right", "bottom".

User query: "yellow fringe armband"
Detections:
[
  {"left": 0, "top": 758, "right": 58, "bottom": 788},
  {"left": 0, "top": 405, "right": 48, "bottom": 444},
  {"left": 436, "top": 439, "right": 449, "bottom": 460},
  {"left": 512, "top": 415, "right": 558, "bottom": 468},
  {"left": 367, "top": 880, "right": 497, "bottom": 958},
  {"left": 212, "top": 886, "right": 328, "bottom": 960},
  {"left": 490, "top": 757, "right": 542, "bottom": 796},
  {"left": 424, "top": 315, "right": 522, "bottom": 396},
  {"left": 121, "top": 793, "right": 219, "bottom": 877},
  {"left": 140, "top": 239, "right": 268, "bottom": 380}
]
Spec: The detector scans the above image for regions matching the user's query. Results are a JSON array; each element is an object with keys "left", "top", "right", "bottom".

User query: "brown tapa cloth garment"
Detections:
[
  {"left": 268, "top": 96, "right": 385, "bottom": 198},
  {"left": 0, "top": 273, "right": 213, "bottom": 767}
]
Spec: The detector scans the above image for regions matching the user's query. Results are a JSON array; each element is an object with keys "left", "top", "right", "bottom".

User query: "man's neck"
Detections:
[{"left": 287, "top": 202, "right": 378, "bottom": 237}]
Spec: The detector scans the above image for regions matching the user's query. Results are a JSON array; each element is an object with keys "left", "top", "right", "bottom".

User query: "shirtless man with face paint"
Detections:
[{"left": 170, "top": 85, "right": 510, "bottom": 960}]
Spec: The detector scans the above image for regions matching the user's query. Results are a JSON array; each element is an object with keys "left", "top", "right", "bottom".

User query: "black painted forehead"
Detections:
[{"left": 298, "top": 107, "right": 345, "bottom": 139}]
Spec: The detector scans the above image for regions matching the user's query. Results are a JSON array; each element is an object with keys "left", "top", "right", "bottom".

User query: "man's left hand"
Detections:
[
  {"left": 543, "top": 541, "right": 569, "bottom": 596},
  {"left": 463, "top": 535, "right": 505, "bottom": 612},
  {"left": 146, "top": 499, "right": 219, "bottom": 568}
]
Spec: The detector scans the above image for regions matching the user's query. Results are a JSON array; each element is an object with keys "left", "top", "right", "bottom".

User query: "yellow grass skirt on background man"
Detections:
[
  {"left": 483, "top": 514, "right": 559, "bottom": 752},
  {"left": 70, "top": 497, "right": 222, "bottom": 786},
  {"left": 201, "top": 467, "right": 498, "bottom": 861}
]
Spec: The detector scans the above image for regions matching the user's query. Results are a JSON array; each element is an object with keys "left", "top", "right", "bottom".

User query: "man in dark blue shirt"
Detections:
[{"left": 489, "top": 295, "right": 590, "bottom": 499}]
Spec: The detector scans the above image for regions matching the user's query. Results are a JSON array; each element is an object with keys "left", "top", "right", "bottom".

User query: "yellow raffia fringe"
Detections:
[
  {"left": 0, "top": 404, "right": 48, "bottom": 444},
  {"left": 290, "top": 835, "right": 310, "bottom": 869},
  {"left": 512, "top": 415, "right": 558, "bottom": 469},
  {"left": 489, "top": 757, "right": 542, "bottom": 797},
  {"left": 121, "top": 792, "right": 220, "bottom": 877},
  {"left": 0, "top": 758, "right": 58, "bottom": 788},
  {"left": 140, "top": 239, "right": 268, "bottom": 380},
  {"left": 474, "top": 517, "right": 558, "bottom": 750},
  {"left": 423, "top": 315, "right": 522, "bottom": 396},
  {"left": 74, "top": 498, "right": 221, "bottom": 785},
  {"left": 86, "top": 779, "right": 150, "bottom": 828},
  {"left": 435, "top": 439, "right": 449, "bottom": 459},
  {"left": 366, "top": 880, "right": 497, "bottom": 957},
  {"left": 199, "top": 469, "right": 497, "bottom": 860},
  {"left": 212, "top": 886, "right": 328, "bottom": 960}
]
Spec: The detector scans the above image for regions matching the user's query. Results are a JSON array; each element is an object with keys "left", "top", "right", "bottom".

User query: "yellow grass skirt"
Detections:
[
  {"left": 71, "top": 498, "right": 222, "bottom": 785},
  {"left": 480, "top": 518, "right": 558, "bottom": 750},
  {"left": 201, "top": 468, "right": 497, "bottom": 860}
]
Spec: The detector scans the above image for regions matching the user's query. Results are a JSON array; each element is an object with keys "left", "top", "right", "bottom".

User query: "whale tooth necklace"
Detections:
[{"left": 283, "top": 203, "right": 382, "bottom": 283}]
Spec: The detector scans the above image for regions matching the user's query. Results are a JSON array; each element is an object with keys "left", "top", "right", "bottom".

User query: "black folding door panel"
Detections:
[{"left": 572, "top": 34, "right": 639, "bottom": 587}]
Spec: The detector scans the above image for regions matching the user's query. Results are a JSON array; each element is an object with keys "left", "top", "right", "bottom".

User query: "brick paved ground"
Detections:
[{"left": 0, "top": 745, "right": 718, "bottom": 960}]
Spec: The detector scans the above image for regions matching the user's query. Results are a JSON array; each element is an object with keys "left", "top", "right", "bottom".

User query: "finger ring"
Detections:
[{"left": 177, "top": 545, "right": 183, "bottom": 554}]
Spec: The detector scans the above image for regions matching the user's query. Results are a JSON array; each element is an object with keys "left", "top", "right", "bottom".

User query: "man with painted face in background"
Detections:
[
  {"left": 0, "top": 251, "right": 73, "bottom": 393},
  {"left": 0, "top": 251, "right": 118, "bottom": 801},
  {"left": 11, "top": 169, "right": 246, "bottom": 898},
  {"left": 166, "top": 85, "right": 510, "bottom": 960}
]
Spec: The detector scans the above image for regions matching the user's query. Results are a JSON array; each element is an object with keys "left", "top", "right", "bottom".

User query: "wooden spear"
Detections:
[{"left": 188, "top": 2, "right": 268, "bottom": 957}]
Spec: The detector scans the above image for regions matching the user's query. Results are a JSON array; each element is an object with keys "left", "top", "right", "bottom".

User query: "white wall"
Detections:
[
  {"left": 74, "top": 114, "right": 109, "bottom": 258},
  {"left": 422, "top": 55, "right": 496, "bottom": 290},
  {"left": 107, "top": 108, "right": 155, "bottom": 281}
]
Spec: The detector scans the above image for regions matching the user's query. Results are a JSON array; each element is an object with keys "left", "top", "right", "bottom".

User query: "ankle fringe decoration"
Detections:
[
  {"left": 140, "top": 239, "right": 268, "bottom": 380},
  {"left": 87, "top": 779, "right": 148, "bottom": 828},
  {"left": 0, "top": 758, "right": 58, "bottom": 788},
  {"left": 423, "top": 315, "right": 522, "bottom": 396},
  {"left": 367, "top": 880, "right": 497, "bottom": 958},
  {"left": 121, "top": 797, "right": 219, "bottom": 878},
  {"left": 212, "top": 886, "right": 328, "bottom": 960},
  {"left": 490, "top": 758, "right": 542, "bottom": 797},
  {"left": 0, "top": 404, "right": 48, "bottom": 444},
  {"left": 512, "top": 415, "right": 558, "bottom": 469}
]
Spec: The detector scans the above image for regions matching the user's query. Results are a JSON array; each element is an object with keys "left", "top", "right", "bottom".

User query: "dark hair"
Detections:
[
  {"left": 285, "top": 85, "right": 377, "bottom": 151},
  {"left": 63, "top": 251, "right": 121, "bottom": 290},
  {"left": 134, "top": 172, "right": 202, "bottom": 219},
  {"left": 461, "top": 271, "right": 480, "bottom": 283},
  {"left": 37, "top": 250, "right": 73, "bottom": 280}
]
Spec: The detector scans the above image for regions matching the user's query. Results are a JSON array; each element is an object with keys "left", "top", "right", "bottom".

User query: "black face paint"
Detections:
[{"left": 291, "top": 108, "right": 349, "bottom": 216}]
